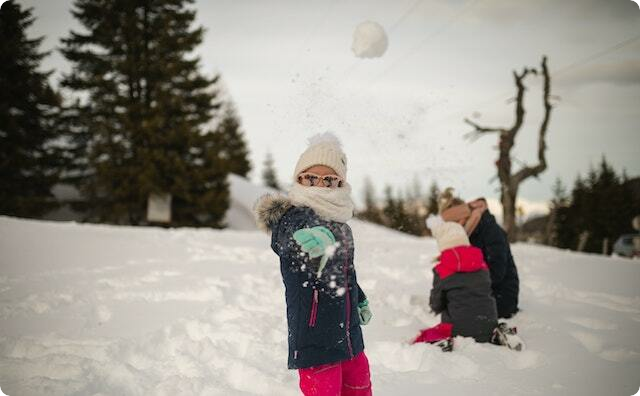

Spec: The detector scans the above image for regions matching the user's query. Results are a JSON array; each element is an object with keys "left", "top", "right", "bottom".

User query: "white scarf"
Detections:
[{"left": 288, "top": 182, "right": 355, "bottom": 223}]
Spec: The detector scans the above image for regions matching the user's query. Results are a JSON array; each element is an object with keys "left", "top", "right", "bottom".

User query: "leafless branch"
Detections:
[
  {"left": 463, "top": 118, "right": 506, "bottom": 141},
  {"left": 512, "top": 56, "right": 552, "bottom": 185},
  {"left": 462, "top": 56, "right": 553, "bottom": 240},
  {"left": 507, "top": 68, "right": 532, "bottom": 138}
]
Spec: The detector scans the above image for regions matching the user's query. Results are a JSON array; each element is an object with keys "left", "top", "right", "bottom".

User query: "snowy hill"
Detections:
[
  {"left": 225, "top": 174, "right": 276, "bottom": 230},
  {"left": 1, "top": 213, "right": 639, "bottom": 395},
  {"left": 45, "top": 174, "right": 279, "bottom": 229}
]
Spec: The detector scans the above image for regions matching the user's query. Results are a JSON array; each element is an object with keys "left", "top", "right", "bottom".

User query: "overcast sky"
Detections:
[{"left": 21, "top": 0, "right": 640, "bottom": 213}]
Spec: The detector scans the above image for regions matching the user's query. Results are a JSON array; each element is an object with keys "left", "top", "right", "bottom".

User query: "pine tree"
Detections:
[
  {"left": 550, "top": 178, "right": 568, "bottom": 208},
  {"left": 404, "top": 176, "right": 428, "bottom": 235},
  {"left": 382, "top": 186, "right": 396, "bottom": 228},
  {"left": 568, "top": 175, "right": 589, "bottom": 249},
  {"left": 383, "top": 186, "right": 409, "bottom": 232},
  {"left": 262, "top": 152, "right": 280, "bottom": 190},
  {"left": 621, "top": 171, "right": 640, "bottom": 235},
  {"left": 60, "top": 0, "right": 228, "bottom": 227},
  {"left": 425, "top": 181, "right": 439, "bottom": 215},
  {"left": 0, "top": 2, "right": 62, "bottom": 218},
  {"left": 546, "top": 177, "right": 568, "bottom": 246},
  {"left": 359, "top": 177, "right": 383, "bottom": 224},
  {"left": 554, "top": 158, "right": 638, "bottom": 254},
  {"left": 402, "top": 197, "right": 424, "bottom": 236},
  {"left": 361, "top": 181, "right": 428, "bottom": 235},
  {"left": 214, "top": 105, "right": 251, "bottom": 177},
  {"left": 409, "top": 176, "right": 422, "bottom": 202},
  {"left": 591, "top": 157, "right": 633, "bottom": 254}
]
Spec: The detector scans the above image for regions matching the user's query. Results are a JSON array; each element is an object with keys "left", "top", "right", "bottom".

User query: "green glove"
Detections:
[
  {"left": 293, "top": 226, "right": 336, "bottom": 276},
  {"left": 358, "top": 300, "right": 372, "bottom": 325}
]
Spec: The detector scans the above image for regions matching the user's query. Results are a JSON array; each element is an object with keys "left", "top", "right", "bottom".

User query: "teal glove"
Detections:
[
  {"left": 357, "top": 300, "right": 372, "bottom": 325},
  {"left": 293, "top": 226, "right": 336, "bottom": 276}
]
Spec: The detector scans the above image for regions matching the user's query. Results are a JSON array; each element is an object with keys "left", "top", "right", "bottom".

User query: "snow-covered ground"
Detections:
[{"left": 1, "top": 181, "right": 639, "bottom": 395}]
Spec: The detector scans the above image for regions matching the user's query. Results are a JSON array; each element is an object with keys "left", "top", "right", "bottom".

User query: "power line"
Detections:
[
  {"left": 388, "top": 0, "right": 428, "bottom": 34},
  {"left": 552, "top": 32, "right": 640, "bottom": 78},
  {"left": 338, "top": 0, "right": 483, "bottom": 99},
  {"left": 339, "top": 0, "right": 429, "bottom": 79},
  {"left": 452, "top": 30, "right": 640, "bottom": 111},
  {"left": 435, "top": 31, "right": 640, "bottom": 125},
  {"left": 367, "top": 0, "right": 483, "bottom": 86}
]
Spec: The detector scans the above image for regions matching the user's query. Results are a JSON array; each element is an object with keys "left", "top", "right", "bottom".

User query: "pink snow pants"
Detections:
[
  {"left": 298, "top": 352, "right": 372, "bottom": 396},
  {"left": 412, "top": 322, "right": 453, "bottom": 344}
]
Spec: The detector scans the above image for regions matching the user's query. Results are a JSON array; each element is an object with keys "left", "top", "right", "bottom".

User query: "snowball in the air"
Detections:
[{"left": 351, "top": 21, "right": 388, "bottom": 59}]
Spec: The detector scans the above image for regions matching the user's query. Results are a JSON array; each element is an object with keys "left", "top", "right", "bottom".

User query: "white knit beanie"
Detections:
[
  {"left": 293, "top": 132, "right": 347, "bottom": 180},
  {"left": 432, "top": 222, "right": 470, "bottom": 252}
]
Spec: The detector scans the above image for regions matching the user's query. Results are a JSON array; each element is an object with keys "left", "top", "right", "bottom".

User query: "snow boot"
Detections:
[
  {"left": 435, "top": 337, "right": 454, "bottom": 352},
  {"left": 491, "top": 322, "right": 524, "bottom": 351}
]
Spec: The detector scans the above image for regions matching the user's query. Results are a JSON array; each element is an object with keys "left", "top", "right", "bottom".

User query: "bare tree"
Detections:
[{"left": 464, "top": 56, "right": 553, "bottom": 241}]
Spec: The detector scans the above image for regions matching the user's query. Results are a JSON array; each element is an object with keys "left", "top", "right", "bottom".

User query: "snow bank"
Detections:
[
  {"left": 225, "top": 174, "right": 275, "bottom": 230},
  {"left": 1, "top": 215, "right": 639, "bottom": 395}
]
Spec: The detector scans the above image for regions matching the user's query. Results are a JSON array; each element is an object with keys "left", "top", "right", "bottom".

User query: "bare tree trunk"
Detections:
[
  {"left": 464, "top": 56, "right": 553, "bottom": 242},
  {"left": 501, "top": 184, "right": 518, "bottom": 240}
]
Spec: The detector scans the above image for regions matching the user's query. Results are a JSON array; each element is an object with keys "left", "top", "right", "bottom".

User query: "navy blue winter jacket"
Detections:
[
  {"left": 429, "top": 245, "right": 498, "bottom": 343},
  {"left": 469, "top": 210, "right": 520, "bottom": 318},
  {"left": 255, "top": 194, "right": 366, "bottom": 369}
]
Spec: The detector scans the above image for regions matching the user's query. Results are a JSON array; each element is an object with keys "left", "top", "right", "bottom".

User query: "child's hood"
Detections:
[
  {"left": 254, "top": 194, "right": 293, "bottom": 233},
  {"left": 434, "top": 245, "right": 488, "bottom": 279}
]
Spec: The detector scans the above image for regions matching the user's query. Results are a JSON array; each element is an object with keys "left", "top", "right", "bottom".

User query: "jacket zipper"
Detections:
[
  {"left": 308, "top": 288, "right": 319, "bottom": 327},
  {"left": 343, "top": 239, "right": 353, "bottom": 358}
]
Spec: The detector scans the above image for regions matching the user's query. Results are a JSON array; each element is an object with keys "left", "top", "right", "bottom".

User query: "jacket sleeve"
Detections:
[
  {"left": 351, "top": 233, "right": 367, "bottom": 304},
  {"left": 357, "top": 282, "right": 367, "bottom": 304},
  {"left": 271, "top": 210, "right": 309, "bottom": 269},
  {"left": 429, "top": 270, "right": 446, "bottom": 314},
  {"left": 482, "top": 223, "right": 510, "bottom": 285},
  {"left": 272, "top": 211, "right": 334, "bottom": 280}
]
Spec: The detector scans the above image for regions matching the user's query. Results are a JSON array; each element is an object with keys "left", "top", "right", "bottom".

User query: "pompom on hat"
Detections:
[
  {"left": 293, "top": 132, "right": 348, "bottom": 181},
  {"left": 430, "top": 220, "right": 471, "bottom": 252}
]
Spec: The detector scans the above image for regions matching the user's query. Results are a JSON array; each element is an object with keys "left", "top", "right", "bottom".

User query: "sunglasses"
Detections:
[{"left": 297, "top": 172, "right": 344, "bottom": 188}]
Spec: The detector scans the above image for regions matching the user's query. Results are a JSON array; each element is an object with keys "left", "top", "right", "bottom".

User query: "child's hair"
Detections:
[{"left": 438, "top": 187, "right": 465, "bottom": 214}]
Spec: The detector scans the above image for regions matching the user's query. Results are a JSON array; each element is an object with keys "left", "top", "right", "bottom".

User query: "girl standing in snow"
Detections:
[
  {"left": 438, "top": 188, "right": 520, "bottom": 319},
  {"left": 413, "top": 219, "right": 498, "bottom": 348},
  {"left": 254, "top": 133, "right": 373, "bottom": 396}
]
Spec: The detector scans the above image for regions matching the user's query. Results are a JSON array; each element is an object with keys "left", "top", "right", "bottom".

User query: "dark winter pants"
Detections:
[{"left": 494, "top": 286, "right": 519, "bottom": 318}]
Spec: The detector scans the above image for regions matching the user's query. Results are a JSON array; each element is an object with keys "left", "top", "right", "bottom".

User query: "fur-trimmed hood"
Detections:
[{"left": 254, "top": 194, "right": 292, "bottom": 233}]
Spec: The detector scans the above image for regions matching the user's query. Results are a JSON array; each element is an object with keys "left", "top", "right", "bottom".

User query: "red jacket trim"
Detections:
[{"left": 434, "top": 246, "right": 489, "bottom": 279}]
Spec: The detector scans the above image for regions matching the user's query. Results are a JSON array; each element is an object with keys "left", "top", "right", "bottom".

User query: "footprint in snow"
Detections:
[
  {"left": 565, "top": 316, "right": 618, "bottom": 331},
  {"left": 570, "top": 331, "right": 640, "bottom": 363}
]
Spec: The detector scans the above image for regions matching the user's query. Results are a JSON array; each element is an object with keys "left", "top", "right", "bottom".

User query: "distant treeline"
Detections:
[
  {"left": 358, "top": 157, "right": 639, "bottom": 257},
  {"left": 532, "top": 157, "right": 639, "bottom": 255},
  {"left": 356, "top": 178, "right": 440, "bottom": 237}
]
